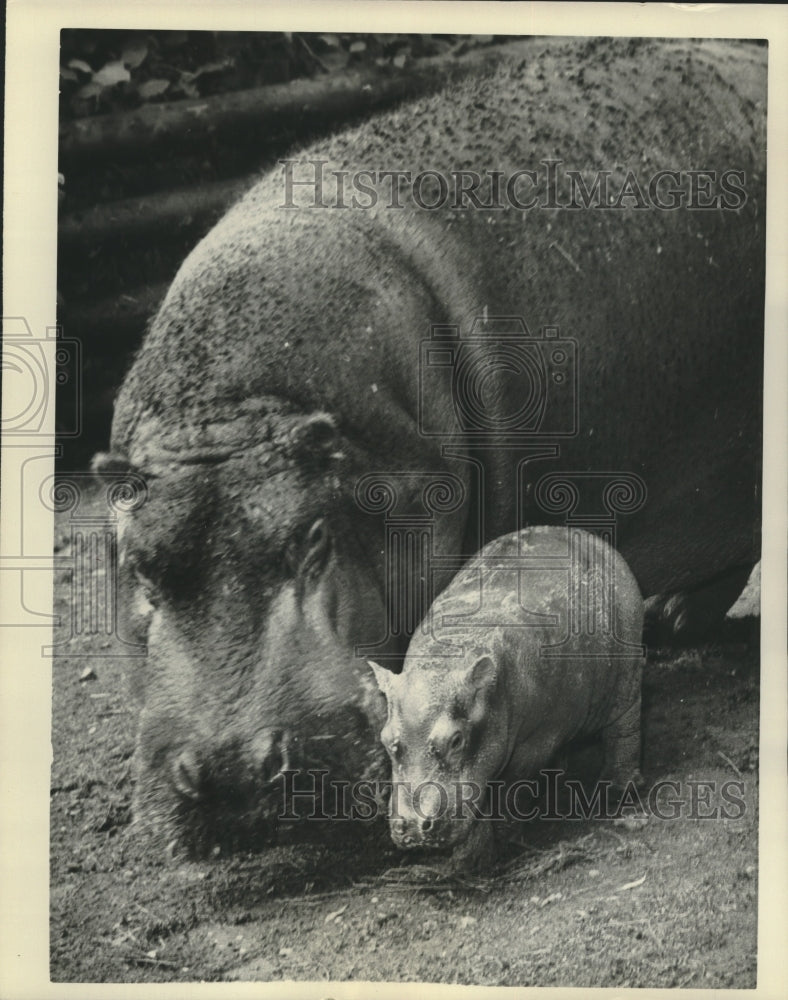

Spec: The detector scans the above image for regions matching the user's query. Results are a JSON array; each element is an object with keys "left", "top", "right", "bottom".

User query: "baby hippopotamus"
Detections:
[{"left": 370, "top": 526, "right": 644, "bottom": 870}]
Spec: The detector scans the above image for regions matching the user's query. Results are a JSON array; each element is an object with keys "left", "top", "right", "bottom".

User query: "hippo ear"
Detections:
[
  {"left": 91, "top": 451, "right": 137, "bottom": 478},
  {"left": 289, "top": 412, "right": 342, "bottom": 461},
  {"left": 368, "top": 660, "right": 395, "bottom": 700}
]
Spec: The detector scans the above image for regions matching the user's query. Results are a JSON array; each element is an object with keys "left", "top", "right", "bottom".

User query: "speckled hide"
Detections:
[
  {"left": 100, "top": 38, "right": 763, "bottom": 854},
  {"left": 372, "top": 526, "right": 644, "bottom": 867}
]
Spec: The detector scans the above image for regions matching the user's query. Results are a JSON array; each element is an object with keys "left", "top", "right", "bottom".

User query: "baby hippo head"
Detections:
[{"left": 369, "top": 652, "right": 508, "bottom": 853}]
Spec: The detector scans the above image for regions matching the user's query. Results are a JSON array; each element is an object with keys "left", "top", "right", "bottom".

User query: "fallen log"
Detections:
[
  {"left": 58, "top": 39, "right": 529, "bottom": 170},
  {"left": 58, "top": 175, "right": 252, "bottom": 254},
  {"left": 58, "top": 282, "right": 168, "bottom": 351}
]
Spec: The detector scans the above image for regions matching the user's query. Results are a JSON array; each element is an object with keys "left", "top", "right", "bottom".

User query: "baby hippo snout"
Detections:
[
  {"left": 390, "top": 814, "right": 439, "bottom": 847},
  {"left": 389, "top": 782, "right": 453, "bottom": 848}
]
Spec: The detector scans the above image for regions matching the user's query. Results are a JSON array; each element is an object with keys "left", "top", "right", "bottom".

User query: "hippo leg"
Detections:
[
  {"left": 643, "top": 564, "right": 755, "bottom": 644},
  {"left": 599, "top": 698, "right": 643, "bottom": 791}
]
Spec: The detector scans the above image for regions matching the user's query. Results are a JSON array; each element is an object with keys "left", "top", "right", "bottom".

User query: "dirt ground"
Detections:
[{"left": 49, "top": 486, "right": 759, "bottom": 987}]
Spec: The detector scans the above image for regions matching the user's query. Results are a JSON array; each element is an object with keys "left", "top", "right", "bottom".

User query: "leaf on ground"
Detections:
[
  {"left": 76, "top": 82, "right": 103, "bottom": 100},
  {"left": 138, "top": 79, "right": 171, "bottom": 100},
  {"left": 617, "top": 873, "right": 647, "bottom": 892},
  {"left": 321, "top": 51, "right": 350, "bottom": 72},
  {"left": 176, "top": 79, "right": 200, "bottom": 99},
  {"left": 122, "top": 42, "right": 148, "bottom": 69},
  {"left": 324, "top": 903, "right": 348, "bottom": 923},
  {"left": 93, "top": 62, "right": 131, "bottom": 87},
  {"left": 189, "top": 59, "right": 234, "bottom": 81}
]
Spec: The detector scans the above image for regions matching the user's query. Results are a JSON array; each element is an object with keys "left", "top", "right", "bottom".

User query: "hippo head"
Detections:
[
  {"left": 96, "top": 407, "right": 391, "bottom": 857},
  {"left": 370, "top": 649, "right": 509, "bottom": 854}
]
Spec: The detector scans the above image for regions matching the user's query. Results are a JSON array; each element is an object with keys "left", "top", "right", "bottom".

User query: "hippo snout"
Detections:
[
  {"left": 389, "top": 805, "right": 454, "bottom": 849},
  {"left": 168, "top": 731, "right": 290, "bottom": 805},
  {"left": 134, "top": 729, "right": 292, "bottom": 858},
  {"left": 390, "top": 814, "right": 437, "bottom": 847}
]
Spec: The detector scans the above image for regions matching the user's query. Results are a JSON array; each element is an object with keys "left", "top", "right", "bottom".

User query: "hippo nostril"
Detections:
[{"left": 172, "top": 748, "right": 204, "bottom": 801}]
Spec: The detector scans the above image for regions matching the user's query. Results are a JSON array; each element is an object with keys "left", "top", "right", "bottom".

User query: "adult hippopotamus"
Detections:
[
  {"left": 96, "top": 37, "right": 764, "bottom": 855},
  {"left": 370, "top": 525, "right": 644, "bottom": 871}
]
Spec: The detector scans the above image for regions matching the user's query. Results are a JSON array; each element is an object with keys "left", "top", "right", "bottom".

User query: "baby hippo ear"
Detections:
[
  {"left": 466, "top": 655, "right": 497, "bottom": 694},
  {"left": 368, "top": 660, "right": 395, "bottom": 700},
  {"left": 289, "top": 412, "right": 343, "bottom": 462},
  {"left": 461, "top": 655, "right": 498, "bottom": 720}
]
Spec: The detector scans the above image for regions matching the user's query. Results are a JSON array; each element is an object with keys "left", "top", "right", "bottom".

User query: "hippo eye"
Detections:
[
  {"left": 133, "top": 568, "right": 159, "bottom": 609},
  {"left": 448, "top": 731, "right": 464, "bottom": 753},
  {"left": 294, "top": 517, "right": 332, "bottom": 580}
]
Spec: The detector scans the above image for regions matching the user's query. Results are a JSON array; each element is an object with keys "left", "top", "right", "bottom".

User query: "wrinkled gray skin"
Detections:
[
  {"left": 372, "top": 527, "right": 644, "bottom": 870},
  {"left": 99, "top": 38, "right": 763, "bottom": 855}
]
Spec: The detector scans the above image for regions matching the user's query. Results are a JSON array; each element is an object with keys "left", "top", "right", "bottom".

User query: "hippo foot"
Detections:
[{"left": 644, "top": 565, "right": 755, "bottom": 645}]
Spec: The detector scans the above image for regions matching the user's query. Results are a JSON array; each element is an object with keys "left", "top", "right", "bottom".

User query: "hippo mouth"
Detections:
[
  {"left": 133, "top": 729, "right": 390, "bottom": 859},
  {"left": 132, "top": 734, "right": 296, "bottom": 859},
  {"left": 134, "top": 769, "right": 287, "bottom": 860},
  {"left": 390, "top": 815, "right": 473, "bottom": 853}
]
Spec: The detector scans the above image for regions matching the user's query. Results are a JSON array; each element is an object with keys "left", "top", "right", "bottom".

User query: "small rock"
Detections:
[
  {"left": 279, "top": 947, "right": 292, "bottom": 958},
  {"left": 79, "top": 667, "right": 97, "bottom": 682},
  {"left": 459, "top": 915, "right": 477, "bottom": 928}
]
